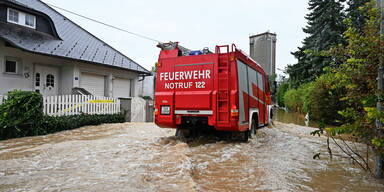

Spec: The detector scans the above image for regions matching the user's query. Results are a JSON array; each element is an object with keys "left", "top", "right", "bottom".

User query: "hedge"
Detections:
[
  {"left": 0, "top": 90, "right": 125, "bottom": 140},
  {"left": 0, "top": 90, "right": 44, "bottom": 139},
  {"left": 41, "top": 114, "right": 125, "bottom": 134}
]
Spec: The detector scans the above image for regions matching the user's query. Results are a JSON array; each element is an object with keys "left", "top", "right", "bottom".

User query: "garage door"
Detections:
[
  {"left": 80, "top": 73, "right": 105, "bottom": 96},
  {"left": 113, "top": 78, "right": 131, "bottom": 98}
]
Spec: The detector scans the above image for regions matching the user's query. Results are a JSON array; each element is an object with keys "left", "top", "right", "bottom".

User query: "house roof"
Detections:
[{"left": 0, "top": 0, "right": 151, "bottom": 75}]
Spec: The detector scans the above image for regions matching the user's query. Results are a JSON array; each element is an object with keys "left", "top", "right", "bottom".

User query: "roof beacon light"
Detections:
[{"left": 189, "top": 50, "right": 203, "bottom": 56}]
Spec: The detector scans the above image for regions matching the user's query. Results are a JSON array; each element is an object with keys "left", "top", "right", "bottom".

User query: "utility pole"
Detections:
[{"left": 375, "top": 0, "right": 384, "bottom": 179}]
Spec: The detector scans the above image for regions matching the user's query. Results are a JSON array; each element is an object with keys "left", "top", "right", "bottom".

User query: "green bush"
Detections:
[
  {"left": 282, "top": 82, "right": 314, "bottom": 114},
  {"left": 42, "top": 113, "right": 125, "bottom": 133},
  {"left": 0, "top": 90, "right": 125, "bottom": 140},
  {"left": 277, "top": 83, "right": 289, "bottom": 107},
  {"left": 283, "top": 88, "right": 300, "bottom": 111},
  {"left": 0, "top": 90, "right": 44, "bottom": 139},
  {"left": 298, "top": 82, "right": 315, "bottom": 115},
  {"left": 281, "top": 74, "right": 347, "bottom": 125},
  {"left": 310, "top": 73, "right": 346, "bottom": 125}
]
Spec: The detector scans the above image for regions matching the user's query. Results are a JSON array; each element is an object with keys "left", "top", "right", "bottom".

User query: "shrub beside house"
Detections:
[{"left": 0, "top": 90, "right": 125, "bottom": 140}]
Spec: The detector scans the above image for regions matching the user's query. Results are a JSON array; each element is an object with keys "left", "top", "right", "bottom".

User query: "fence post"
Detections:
[{"left": 54, "top": 96, "right": 57, "bottom": 116}]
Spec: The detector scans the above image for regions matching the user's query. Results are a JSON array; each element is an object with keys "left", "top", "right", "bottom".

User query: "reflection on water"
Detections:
[
  {"left": 0, "top": 122, "right": 383, "bottom": 191},
  {"left": 273, "top": 108, "right": 320, "bottom": 128}
]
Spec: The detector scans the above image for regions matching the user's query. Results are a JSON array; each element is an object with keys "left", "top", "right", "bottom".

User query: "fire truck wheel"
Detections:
[
  {"left": 175, "top": 129, "right": 181, "bottom": 137},
  {"left": 241, "top": 131, "right": 249, "bottom": 142},
  {"left": 175, "top": 128, "right": 191, "bottom": 138}
]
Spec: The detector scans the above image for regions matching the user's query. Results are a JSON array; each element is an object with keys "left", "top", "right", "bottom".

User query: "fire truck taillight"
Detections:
[
  {"left": 154, "top": 107, "right": 159, "bottom": 115},
  {"left": 231, "top": 105, "right": 239, "bottom": 117},
  {"left": 156, "top": 62, "right": 162, "bottom": 68}
]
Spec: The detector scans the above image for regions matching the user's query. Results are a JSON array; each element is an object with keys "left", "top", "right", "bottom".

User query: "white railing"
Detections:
[
  {"left": 0, "top": 95, "right": 7, "bottom": 105},
  {"left": 43, "top": 95, "right": 121, "bottom": 116}
]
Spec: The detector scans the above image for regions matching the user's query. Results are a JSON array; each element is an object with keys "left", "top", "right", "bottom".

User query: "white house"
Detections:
[{"left": 0, "top": 0, "right": 151, "bottom": 98}]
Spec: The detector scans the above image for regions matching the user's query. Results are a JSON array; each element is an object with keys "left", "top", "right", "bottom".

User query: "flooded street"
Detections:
[
  {"left": 1, "top": 122, "right": 384, "bottom": 192},
  {"left": 273, "top": 108, "right": 320, "bottom": 128}
]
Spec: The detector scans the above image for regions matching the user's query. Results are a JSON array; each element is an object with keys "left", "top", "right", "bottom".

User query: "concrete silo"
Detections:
[{"left": 249, "top": 32, "right": 277, "bottom": 77}]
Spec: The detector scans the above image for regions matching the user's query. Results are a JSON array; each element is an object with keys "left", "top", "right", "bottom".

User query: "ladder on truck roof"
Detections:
[{"left": 216, "top": 45, "right": 232, "bottom": 125}]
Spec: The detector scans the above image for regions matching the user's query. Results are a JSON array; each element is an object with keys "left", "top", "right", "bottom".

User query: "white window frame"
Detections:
[
  {"left": 7, "top": 8, "right": 19, "bottom": 24},
  {"left": 4, "top": 58, "right": 18, "bottom": 74},
  {"left": 25, "top": 14, "right": 36, "bottom": 28},
  {"left": 7, "top": 8, "right": 36, "bottom": 29}
]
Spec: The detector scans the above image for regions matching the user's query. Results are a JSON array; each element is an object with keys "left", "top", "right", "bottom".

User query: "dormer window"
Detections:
[
  {"left": 25, "top": 14, "right": 36, "bottom": 28},
  {"left": 7, "top": 8, "right": 36, "bottom": 29},
  {"left": 8, "top": 9, "right": 18, "bottom": 23}
]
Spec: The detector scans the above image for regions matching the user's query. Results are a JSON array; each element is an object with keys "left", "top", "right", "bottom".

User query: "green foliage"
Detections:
[
  {"left": 277, "top": 83, "right": 289, "bottom": 107},
  {"left": 309, "top": 73, "right": 347, "bottom": 125},
  {"left": 298, "top": 82, "right": 315, "bottom": 114},
  {"left": 0, "top": 90, "right": 125, "bottom": 140},
  {"left": 41, "top": 113, "right": 125, "bottom": 134},
  {"left": 152, "top": 62, "right": 158, "bottom": 72},
  {"left": 325, "top": 1, "right": 384, "bottom": 153},
  {"left": 283, "top": 89, "right": 300, "bottom": 111},
  {"left": 288, "top": 0, "right": 347, "bottom": 87},
  {"left": 283, "top": 82, "right": 314, "bottom": 114},
  {"left": 0, "top": 90, "right": 44, "bottom": 139},
  {"left": 140, "top": 95, "right": 153, "bottom": 100},
  {"left": 346, "top": 0, "right": 370, "bottom": 31}
]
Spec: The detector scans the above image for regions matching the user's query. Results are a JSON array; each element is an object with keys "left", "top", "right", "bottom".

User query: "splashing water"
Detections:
[{"left": 0, "top": 122, "right": 383, "bottom": 191}]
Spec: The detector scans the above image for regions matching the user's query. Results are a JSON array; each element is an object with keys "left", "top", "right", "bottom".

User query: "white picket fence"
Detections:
[
  {"left": 1, "top": 94, "right": 121, "bottom": 116},
  {"left": 43, "top": 95, "right": 121, "bottom": 116}
]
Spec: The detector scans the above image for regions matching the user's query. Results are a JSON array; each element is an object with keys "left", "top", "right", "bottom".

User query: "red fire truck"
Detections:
[{"left": 154, "top": 42, "right": 272, "bottom": 141}]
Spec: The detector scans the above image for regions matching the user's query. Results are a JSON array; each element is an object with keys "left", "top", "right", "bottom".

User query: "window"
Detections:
[
  {"left": 35, "top": 73, "right": 40, "bottom": 86},
  {"left": 8, "top": 9, "right": 19, "bottom": 23},
  {"left": 46, "top": 74, "right": 54, "bottom": 87},
  {"left": 257, "top": 72, "right": 264, "bottom": 91},
  {"left": 7, "top": 8, "right": 36, "bottom": 29},
  {"left": 5, "top": 60, "right": 17, "bottom": 73},
  {"left": 25, "top": 14, "right": 35, "bottom": 28}
]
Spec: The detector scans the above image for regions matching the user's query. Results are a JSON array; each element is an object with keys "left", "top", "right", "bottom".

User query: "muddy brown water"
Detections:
[
  {"left": 273, "top": 108, "right": 320, "bottom": 128},
  {"left": 1, "top": 122, "right": 384, "bottom": 192}
]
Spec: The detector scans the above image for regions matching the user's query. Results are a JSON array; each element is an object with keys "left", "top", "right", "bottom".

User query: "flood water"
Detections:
[
  {"left": 1, "top": 122, "right": 384, "bottom": 191},
  {"left": 273, "top": 108, "right": 320, "bottom": 128}
]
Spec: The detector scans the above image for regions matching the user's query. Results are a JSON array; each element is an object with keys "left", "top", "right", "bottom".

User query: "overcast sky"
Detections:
[{"left": 42, "top": 0, "right": 309, "bottom": 76}]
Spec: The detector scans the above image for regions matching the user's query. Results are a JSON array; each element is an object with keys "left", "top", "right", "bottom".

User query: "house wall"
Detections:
[
  {"left": 76, "top": 62, "right": 139, "bottom": 97},
  {"left": 0, "top": 39, "right": 140, "bottom": 97},
  {"left": 0, "top": 39, "right": 73, "bottom": 95},
  {"left": 61, "top": 63, "right": 74, "bottom": 94}
]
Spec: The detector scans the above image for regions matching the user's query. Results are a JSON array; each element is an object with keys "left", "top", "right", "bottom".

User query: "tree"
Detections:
[
  {"left": 288, "top": 0, "right": 346, "bottom": 87},
  {"left": 346, "top": 0, "right": 371, "bottom": 31},
  {"left": 312, "top": 1, "right": 384, "bottom": 177},
  {"left": 277, "top": 83, "right": 289, "bottom": 107},
  {"left": 151, "top": 62, "right": 158, "bottom": 72}
]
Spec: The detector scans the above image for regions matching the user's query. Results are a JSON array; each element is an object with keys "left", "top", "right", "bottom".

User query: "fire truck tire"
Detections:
[
  {"left": 241, "top": 131, "right": 249, "bottom": 142},
  {"left": 175, "top": 128, "right": 181, "bottom": 137},
  {"left": 175, "top": 128, "right": 191, "bottom": 138}
]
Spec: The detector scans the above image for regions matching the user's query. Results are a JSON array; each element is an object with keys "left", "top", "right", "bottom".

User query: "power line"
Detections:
[{"left": 45, "top": 2, "right": 162, "bottom": 43}]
